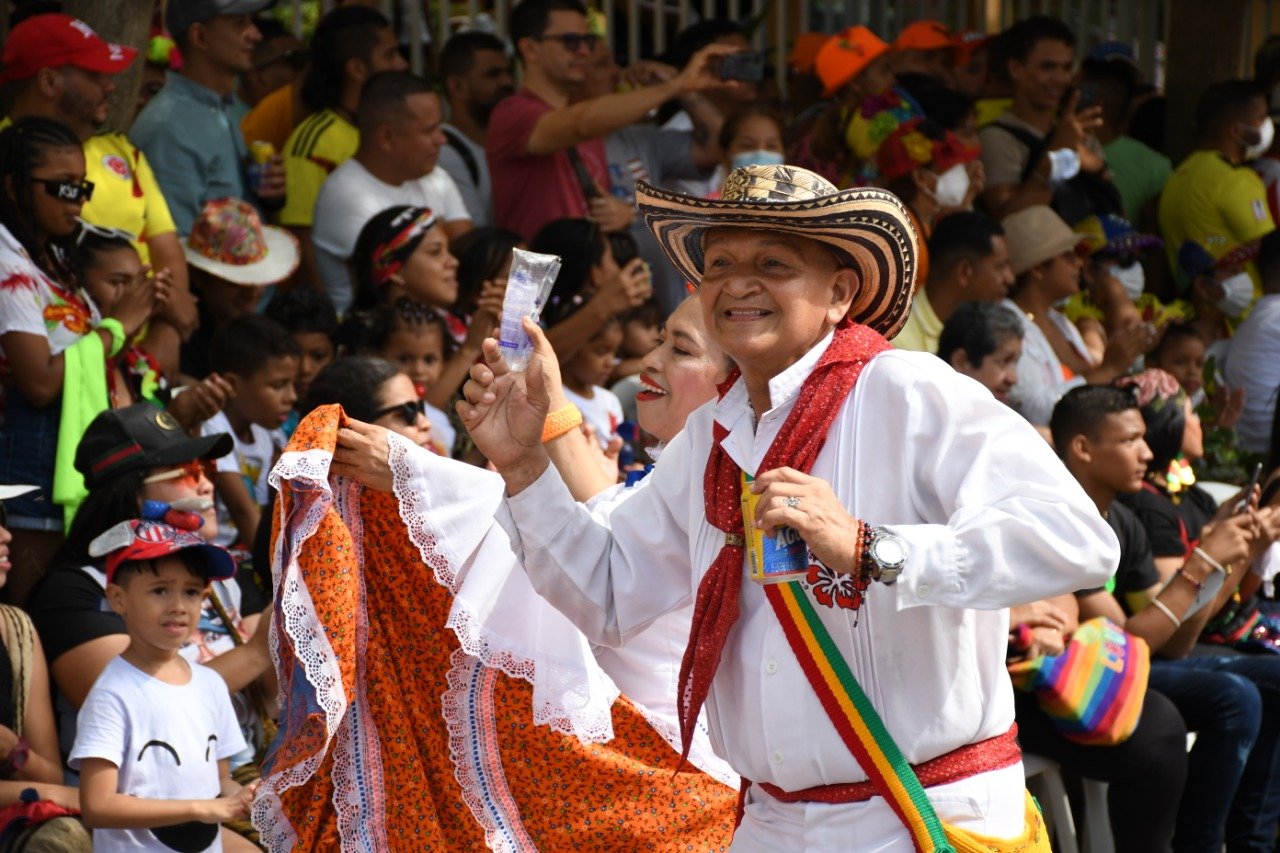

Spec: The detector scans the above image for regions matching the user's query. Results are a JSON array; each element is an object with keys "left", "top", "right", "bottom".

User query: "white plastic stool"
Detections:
[{"left": 1023, "top": 753, "right": 1079, "bottom": 853}]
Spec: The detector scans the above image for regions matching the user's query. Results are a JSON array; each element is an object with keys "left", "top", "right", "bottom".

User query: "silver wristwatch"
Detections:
[{"left": 867, "top": 527, "right": 907, "bottom": 585}]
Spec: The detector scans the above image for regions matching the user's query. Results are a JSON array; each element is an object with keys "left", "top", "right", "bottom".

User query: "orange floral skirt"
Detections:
[{"left": 255, "top": 408, "right": 736, "bottom": 851}]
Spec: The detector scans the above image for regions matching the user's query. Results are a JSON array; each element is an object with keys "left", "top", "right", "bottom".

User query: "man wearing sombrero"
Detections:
[{"left": 458, "top": 164, "right": 1118, "bottom": 850}]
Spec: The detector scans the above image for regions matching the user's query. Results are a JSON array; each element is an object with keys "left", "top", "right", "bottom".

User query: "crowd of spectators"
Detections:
[{"left": 2, "top": 0, "right": 1280, "bottom": 848}]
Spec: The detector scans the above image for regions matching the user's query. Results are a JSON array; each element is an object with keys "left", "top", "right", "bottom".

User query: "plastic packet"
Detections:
[{"left": 498, "top": 248, "right": 562, "bottom": 371}]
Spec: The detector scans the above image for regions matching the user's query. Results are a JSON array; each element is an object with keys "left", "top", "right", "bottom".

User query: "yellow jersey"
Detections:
[
  {"left": 280, "top": 108, "right": 359, "bottom": 227},
  {"left": 0, "top": 118, "right": 176, "bottom": 266}
]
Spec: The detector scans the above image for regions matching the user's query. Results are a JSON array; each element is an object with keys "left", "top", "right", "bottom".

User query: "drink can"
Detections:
[{"left": 246, "top": 141, "right": 275, "bottom": 193}]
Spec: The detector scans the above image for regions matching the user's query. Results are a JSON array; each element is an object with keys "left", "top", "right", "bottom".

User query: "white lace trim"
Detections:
[
  {"left": 253, "top": 447, "right": 352, "bottom": 853},
  {"left": 269, "top": 448, "right": 337, "bottom": 490},
  {"left": 388, "top": 433, "right": 617, "bottom": 743},
  {"left": 443, "top": 649, "right": 539, "bottom": 853}
]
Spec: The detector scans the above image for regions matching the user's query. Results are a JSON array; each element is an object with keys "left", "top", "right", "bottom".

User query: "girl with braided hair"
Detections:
[{"left": 0, "top": 117, "right": 165, "bottom": 604}]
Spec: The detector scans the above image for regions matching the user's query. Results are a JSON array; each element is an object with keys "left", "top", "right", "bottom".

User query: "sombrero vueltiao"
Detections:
[{"left": 635, "top": 165, "right": 920, "bottom": 338}]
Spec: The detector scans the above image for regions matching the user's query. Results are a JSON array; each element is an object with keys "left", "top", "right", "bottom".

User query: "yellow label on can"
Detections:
[
  {"left": 741, "top": 472, "right": 810, "bottom": 584},
  {"left": 248, "top": 140, "right": 275, "bottom": 163}
]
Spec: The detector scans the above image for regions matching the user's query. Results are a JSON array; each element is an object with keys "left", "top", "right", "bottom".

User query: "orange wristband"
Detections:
[{"left": 541, "top": 404, "right": 583, "bottom": 443}]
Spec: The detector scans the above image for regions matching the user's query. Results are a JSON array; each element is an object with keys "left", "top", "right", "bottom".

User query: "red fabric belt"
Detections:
[{"left": 737, "top": 724, "right": 1021, "bottom": 818}]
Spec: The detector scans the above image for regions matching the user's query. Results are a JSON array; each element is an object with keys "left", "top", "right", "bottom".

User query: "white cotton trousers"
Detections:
[{"left": 730, "top": 763, "right": 1028, "bottom": 852}]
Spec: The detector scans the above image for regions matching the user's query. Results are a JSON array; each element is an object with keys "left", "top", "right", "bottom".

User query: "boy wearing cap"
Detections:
[
  {"left": 1, "top": 12, "right": 197, "bottom": 374},
  {"left": 71, "top": 520, "right": 252, "bottom": 853},
  {"left": 131, "top": 0, "right": 285, "bottom": 237}
]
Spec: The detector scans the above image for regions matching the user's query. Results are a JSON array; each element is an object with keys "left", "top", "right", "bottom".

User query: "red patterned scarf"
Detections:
[{"left": 676, "top": 319, "right": 891, "bottom": 761}]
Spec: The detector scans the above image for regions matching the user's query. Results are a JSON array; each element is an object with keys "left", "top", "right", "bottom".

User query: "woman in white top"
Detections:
[{"left": 1003, "top": 205, "right": 1147, "bottom": 426}]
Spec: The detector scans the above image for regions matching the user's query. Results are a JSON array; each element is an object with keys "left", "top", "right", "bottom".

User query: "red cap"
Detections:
[
  {"left": 90, "top": 519, "right": 236, "bottom": 586},
  {"left": 0, "top": 14, "right": 138, "bottom": 84},
  {"left": 952, "top": 29, "right": 991, "bottom": 66},
  {"left": 893, "top": 21, "right": 955, "bottom": 52}
]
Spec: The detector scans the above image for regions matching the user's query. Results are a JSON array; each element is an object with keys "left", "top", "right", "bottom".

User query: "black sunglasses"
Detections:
[
  {"left": 39, "top": 178, "right": 94, "bottom": 203},
  {"left": 373, "top": 399, "right": 427, "bottom": 425},
  {"left": 539, "top": 33, "right": 599, "bottom": 53}
]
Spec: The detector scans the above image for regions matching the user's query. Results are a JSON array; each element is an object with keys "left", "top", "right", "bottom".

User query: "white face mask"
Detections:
[
  {"left": 730, "top": 149, "right": 785, "bottom": 170},
  {"left": 1216, "top": 271, "right": 1255, "bottom": 317},
  {"left": 931, "top": 163, "right": 970, "bottom": 208},
  {"left": 1243, "top": 117, "right": 1275, "bottom": 160},
  {"left": 1106, "top": 261, "right": 1146, "bottom": 301}
]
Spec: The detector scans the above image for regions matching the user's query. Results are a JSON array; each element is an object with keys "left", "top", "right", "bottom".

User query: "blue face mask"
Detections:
[{"left": 731, "top": 149, "right": 785, "bottom": 170}]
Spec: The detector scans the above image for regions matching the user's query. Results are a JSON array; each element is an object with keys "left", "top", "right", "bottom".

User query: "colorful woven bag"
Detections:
[{"left": 1007, "top": 617, "right": 1149, "bottom": 746}]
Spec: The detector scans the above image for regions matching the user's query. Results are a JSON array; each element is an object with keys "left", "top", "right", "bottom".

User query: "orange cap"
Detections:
[
  {"left": 788, "top": 32, "right": 829, "bottom": 74},
  {"left": 815, "top": 26, "right": 890, "bottom": 97},
  {"left": 893, "top": 20, "right": 954, "bottom": 52}
]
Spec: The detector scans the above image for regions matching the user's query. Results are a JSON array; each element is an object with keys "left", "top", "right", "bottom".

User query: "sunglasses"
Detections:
[
  {"left": 75, "top": 219, "right": 138, "bottom": 246},
  {"left": 373, "top": 399, "right": 427, "bottom": 426},
  {"left": 38, "top": 178, "right": 94, "bottom": 203},
  {"left": 539, "top": 33, "right": 599, "bottom": 53},
  {"left": 142, "top": 459, "right": 214, "bottom": 486}
]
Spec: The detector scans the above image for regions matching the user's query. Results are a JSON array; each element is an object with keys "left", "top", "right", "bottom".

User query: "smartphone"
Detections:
[
  {"left": 1077, "top": 83, "right": 1099, "bottom": 109},
  {"left": 1239, "top": 462, "right": 1264, "bottom": 514},
  {"left": 719, "top": 51, "right": 765, "bottom": 83}
]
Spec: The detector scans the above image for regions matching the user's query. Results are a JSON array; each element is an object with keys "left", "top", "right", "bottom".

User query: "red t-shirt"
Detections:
[{"left": 487, "top": 88, "right": 610, "bottom": 242}]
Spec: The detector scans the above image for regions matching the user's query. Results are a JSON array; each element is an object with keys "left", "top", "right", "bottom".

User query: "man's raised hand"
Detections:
[{"left": 457, "top": 319, "right": 556, "bottom": 491}]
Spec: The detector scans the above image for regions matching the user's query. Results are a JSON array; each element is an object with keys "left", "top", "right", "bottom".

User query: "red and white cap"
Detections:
[
  {"left": 0, "top": 14, "right": 137, "bottom": 84},
  {"left": 89, "top": 519, "right": 236, "bottom": 586}
]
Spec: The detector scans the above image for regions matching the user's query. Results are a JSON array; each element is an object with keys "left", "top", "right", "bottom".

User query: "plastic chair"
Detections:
[
  {"left": 1023, "top": 753, "right": 1079, "bottom": 853},
  {"left": 1080, "top": 779, "right": 1113, "bottom": 853}
]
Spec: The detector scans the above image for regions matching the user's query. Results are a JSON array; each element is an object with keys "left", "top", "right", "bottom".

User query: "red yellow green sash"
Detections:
[
  {"left": 763, "top": 580, "right": 1050, "bottom": 852},
  {"left": 764, "top": 580, "right": 955, "bottom": 852}
]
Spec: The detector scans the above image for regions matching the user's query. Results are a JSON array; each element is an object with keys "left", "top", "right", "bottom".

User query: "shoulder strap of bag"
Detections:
[
  {"left": 564, "top": 145, "right": 602, "bottom": 206},
  {"left": 441, "top": 127, "right": 480, "bottom": 187},
  {"left": 764, "top": 582, "right": 956, "bottom": 853},
  {"left": 0, "top": 605, "right": 33, "bottom": 736},
  {"left": 991, "top": 120, "right": 1052, "bottom": 185}
]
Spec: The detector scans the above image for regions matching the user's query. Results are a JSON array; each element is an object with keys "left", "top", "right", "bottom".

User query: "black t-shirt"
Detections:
[
  {"left": 1076, "top": 502, "right": 1161, "bottom": 615},
  {"left": 1119, "top": 483, "right": 1217, "bottom": 558},
  {"left": 27, "top": 564, "right": 123, "bottom": 666}
]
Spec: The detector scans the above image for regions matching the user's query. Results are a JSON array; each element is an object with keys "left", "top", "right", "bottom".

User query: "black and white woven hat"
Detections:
[{"left": 635, "top": 164, "right": 920, "bottom": 338}]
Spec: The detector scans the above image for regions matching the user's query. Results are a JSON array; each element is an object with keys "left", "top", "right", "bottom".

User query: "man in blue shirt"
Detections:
[{"left": 132, "top": 0, "right": 285, "bottom": 235}]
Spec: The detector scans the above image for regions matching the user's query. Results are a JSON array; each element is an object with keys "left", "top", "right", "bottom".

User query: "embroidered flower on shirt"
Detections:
[
  {"left": 805, "top": 562, "right": 862, "bottom": 611},
  {"left": 44, "top": 303, "right": 91, "bottom": 334}
]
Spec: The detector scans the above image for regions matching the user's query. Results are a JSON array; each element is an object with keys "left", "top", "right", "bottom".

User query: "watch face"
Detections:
[{"left": 872, "top": 535, "right": 906, "bottom": 567}]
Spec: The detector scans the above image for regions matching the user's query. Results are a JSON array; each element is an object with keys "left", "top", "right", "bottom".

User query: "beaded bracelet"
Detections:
[
  {"left": 541, "top": 404, "right": 584, "bottom": 443},
  {"left": 854, "top": 520, "right": 874, "bottom": 581},
  {"left": 1175, "top": 566, "right": 1205, "bottom": 592}
]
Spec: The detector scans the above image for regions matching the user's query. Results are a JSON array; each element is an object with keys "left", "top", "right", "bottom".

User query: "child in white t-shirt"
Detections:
[
  {"left": 200, "top": 315, "right": 298, "bottom": 549},
  {"left": 560, "top": 317, "right": 625, "bottom": 450},
  {"left": 71, "top": 519, "right": 251, "bottom": 853}
]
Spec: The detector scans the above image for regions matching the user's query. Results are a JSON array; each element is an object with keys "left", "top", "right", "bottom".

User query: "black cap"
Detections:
[
  {"left": 75, "top": 404, "right": 234, "bottom": 490},
  {"left": 166, "top": 0, "right": 277, "bottom": 40}
]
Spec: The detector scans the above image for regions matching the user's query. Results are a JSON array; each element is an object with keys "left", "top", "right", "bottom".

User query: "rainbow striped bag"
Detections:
[{"left": 1007, "top": 617, "right": 1150, "bottom": 746}]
